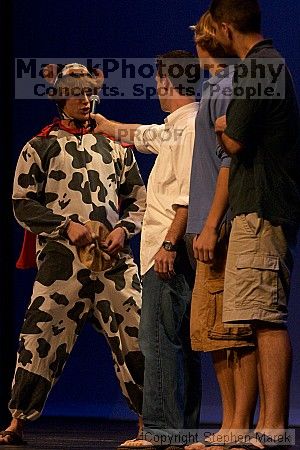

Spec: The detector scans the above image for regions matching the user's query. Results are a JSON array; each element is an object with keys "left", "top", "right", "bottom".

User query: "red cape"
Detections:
[{"left": 16, "top": 119, "right": 132, "bottom": 269}]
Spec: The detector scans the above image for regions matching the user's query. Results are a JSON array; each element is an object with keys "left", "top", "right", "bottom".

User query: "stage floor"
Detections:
[
  {"left": 2, "top": 417, "right": 300, "bottom": 450},
  {"left": 24, "top": 417, "right": 137, "bottom": 449}
]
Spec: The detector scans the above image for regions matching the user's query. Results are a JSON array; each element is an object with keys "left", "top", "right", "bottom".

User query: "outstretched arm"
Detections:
[
  {"left": 91, "top": 113, "right": 141, "bottom": 144},
  {"left": 91, "top": 113, "right": 164, "bottom": 155}
]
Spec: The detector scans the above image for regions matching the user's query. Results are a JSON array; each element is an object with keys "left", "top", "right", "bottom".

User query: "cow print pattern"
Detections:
[
  {"left": 13, "top": 130, "right": 146, "bottom": 241},
  {"left": 10, "top": 126, "right": 146, "bottom": 421},
  {"left": 9, "top": 245, "right": 144, "bottom": 420}
]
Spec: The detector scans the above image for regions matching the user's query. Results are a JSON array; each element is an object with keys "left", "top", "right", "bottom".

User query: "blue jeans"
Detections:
[{"left": 139, "top": 247, "right": 201, "bottom": 436}]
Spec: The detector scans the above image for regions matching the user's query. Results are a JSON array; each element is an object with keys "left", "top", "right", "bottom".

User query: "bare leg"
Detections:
[
  {"left": 208, "top": 350, "right": 235, "bottom": 440},
  {"left": 255, "top": 350, "right": 265, "bottom": 432},
  {"left": 137, "top": 416, "right": 143, "bottom": 436},
  {"left": 254, "top": 327, "right": 292, "bottom": 435},
  {"left": 229, "top": 348, "right": 258, "bottom": 440},
  {"left": 185, "top": 350, "right": 251, "bottom": 450},
  {"left": 117, "top": 416, "right": 155, "bottom": 448}
]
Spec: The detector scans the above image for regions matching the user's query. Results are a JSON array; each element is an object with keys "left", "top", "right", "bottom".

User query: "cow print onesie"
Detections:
[{"left": 10, "top": 122, "right": 146, "bottom": 420}]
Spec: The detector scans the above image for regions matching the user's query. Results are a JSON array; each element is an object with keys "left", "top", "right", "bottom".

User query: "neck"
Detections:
[
  {"left": 201, "top": 55, "right": 224, "bottom": 77},
  {"left": 61, "top": 118, "right": 89, "bottom": 130},
  {"left": 167, "top": 95, "right": 195, "bottom": 113},
  {"left": 209, "top": 60, "right": 226, "bottom": 77},
  {"left": 233, "top": 33, "right": 265, "bottom": 59}
]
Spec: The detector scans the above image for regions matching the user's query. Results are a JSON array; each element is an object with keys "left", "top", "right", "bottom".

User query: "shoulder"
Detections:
[
  {"left": 217, "top": 71, "right": 234, "bottom": 90},
  {"left": 255, "top": 45, "right": 282, "bottom": 59},
  {"left": 177, "top": 113, "right": 197, "bottom": 135},
  {"left": 25, "top": 134, "right": 60, "bottom": 157},
  {"left": 174, "top": 106, "right": 198, "bottom": 129}
]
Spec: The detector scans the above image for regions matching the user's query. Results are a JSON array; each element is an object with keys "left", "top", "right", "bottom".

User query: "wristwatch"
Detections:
[{"left": 162, "top": 240, "right": 178, "bottom": 252}]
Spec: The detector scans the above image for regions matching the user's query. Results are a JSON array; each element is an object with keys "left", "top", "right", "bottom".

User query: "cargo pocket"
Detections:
[
  {"left": 235, "top": 253, "right": 280, "bottom": 308},
  {"left": 207, "top": 278, "right": 253, "bottom": 340}
]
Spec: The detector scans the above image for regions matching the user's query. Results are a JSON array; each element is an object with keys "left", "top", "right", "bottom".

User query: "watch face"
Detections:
[{"left": 163, "top": 241, "right": 173, "bottom": 251}]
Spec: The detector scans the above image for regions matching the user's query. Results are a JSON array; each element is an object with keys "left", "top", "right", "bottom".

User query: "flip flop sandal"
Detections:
[
  {"left": 249, "top": 432, "right": 291, "bottom": 450},
  {"left": 116, "top": 438, "right": 163, "bottom": 449},
  {"left": 225, "top": 444, "right": 261, "bottom": 450},
  {"left": 185, "top": 441, "right": 226, "bottom": 449},
  {"left": 0, "top": 431, "right": 27, "bottom": 446},
  {"left": 165, "top": 446, "right": 185, "bottom": 449},
  {"left": 204, "top": 442, "right": 228, "bottom": 447}
]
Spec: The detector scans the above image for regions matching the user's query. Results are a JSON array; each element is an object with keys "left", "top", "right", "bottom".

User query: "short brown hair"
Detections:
[
  {"left": 210, "top": 0, "right": 261, "bottom": 34},
  {"left": 156, "top": 50, "right": 201, "bottom": 96},
  {"left": 193, "top": 11, "right": 227, "bottom": 59}
]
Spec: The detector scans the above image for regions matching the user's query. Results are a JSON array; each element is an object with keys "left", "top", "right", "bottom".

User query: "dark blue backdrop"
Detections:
[{"left": 10, "top": 0, "right": 300, "bottom": 425}]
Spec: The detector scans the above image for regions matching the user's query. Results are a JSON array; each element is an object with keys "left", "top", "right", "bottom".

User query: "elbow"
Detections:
[
  {"left": 221, "top": 134, "right": 244, "bottom": 155},
  {"left": 224, "top": 145, "right": 243, "bottom": 156}
]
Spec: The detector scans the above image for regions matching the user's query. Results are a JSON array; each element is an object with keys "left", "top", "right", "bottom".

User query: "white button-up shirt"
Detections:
[{"left": 134, "top": 102, "right": 198, "bottom": 275}]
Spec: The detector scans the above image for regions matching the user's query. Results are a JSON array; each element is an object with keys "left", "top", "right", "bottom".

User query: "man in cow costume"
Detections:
[{"left": 0, "top": 63, "right": 146, "bottom": 445}]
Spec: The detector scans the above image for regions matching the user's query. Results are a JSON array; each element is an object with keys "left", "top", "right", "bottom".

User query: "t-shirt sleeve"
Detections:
[
  {"left": 216, "top": 140, "right": 231, "bottom": 167},
  {"left": 213, "top": 93, "right": 232, "bottom": 120},
  {"left": 211, "top": 90, "right": 232, "bottom": 167},
  {"left": 224, "top": 73, "right": 263, "bottom": 144}
]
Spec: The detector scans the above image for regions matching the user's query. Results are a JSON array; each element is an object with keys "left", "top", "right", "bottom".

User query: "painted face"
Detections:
[{"left": 63, "top": 94, "right": 91, "bottom": 122}]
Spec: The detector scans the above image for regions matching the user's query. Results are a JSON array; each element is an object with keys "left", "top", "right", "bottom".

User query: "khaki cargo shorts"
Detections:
[
  {"left": 223, "top": 213, "right": 292, "bottom": 325},
  {"left": 190, "top": 223, "right": 254, "bottom": 352}
]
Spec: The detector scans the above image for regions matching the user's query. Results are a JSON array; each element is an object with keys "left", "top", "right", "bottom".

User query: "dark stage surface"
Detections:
[
  {"left": 6, "top": 417, "right": 138, "bottom": 449},
  {"left": 2, "top": 418, "right": 300, "bottom": 450}
]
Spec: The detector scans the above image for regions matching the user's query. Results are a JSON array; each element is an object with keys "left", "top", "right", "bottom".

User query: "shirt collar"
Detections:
[
  {"left": 164, "top": 102, "right": 198, "bottom": 127},
  {"left": 245, "top": 39, "right": 273, "bottom": 58},
  {"left": 206, "top": 65, "right": 236, "bottom": 86}
]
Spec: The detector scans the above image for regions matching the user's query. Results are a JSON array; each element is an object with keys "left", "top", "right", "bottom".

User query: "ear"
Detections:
[
  {"left": 42, "top": 64, "right": 60, "bottom": 85},
  {"left": 226, "top": 24, "right": 235, "bottom": 41},
  {"left": 222, "top": 22, "right": 233, "bottom": 41},
  {"left": 164, "top": 76, "right": 174, "bottom": 92},
  {"left": 162, "top": 75, "right": 170, "bottom": 88},
  {"left": 91, "top": 68, "right": 104, "bottom": 89}
]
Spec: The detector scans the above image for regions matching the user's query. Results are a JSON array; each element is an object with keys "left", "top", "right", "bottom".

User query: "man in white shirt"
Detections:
[{"left": 92, "top": 50, "right": 201, "bottom": 449}]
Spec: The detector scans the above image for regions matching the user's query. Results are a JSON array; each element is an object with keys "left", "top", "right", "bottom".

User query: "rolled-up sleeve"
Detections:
[
  {"left": 134, "top": 124, "right": 165, "bottom": 154},
  {"left": 216, "top": 141, "right": 231, "bottom": 167}
]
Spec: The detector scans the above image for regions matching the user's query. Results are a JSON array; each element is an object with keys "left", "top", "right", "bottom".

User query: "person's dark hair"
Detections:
[
  {"left": 210, "top": 0, "right": 261, "bottom": 34},
  {"left": 156, "top": 50, "right": 201, "bottom": 96}
]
